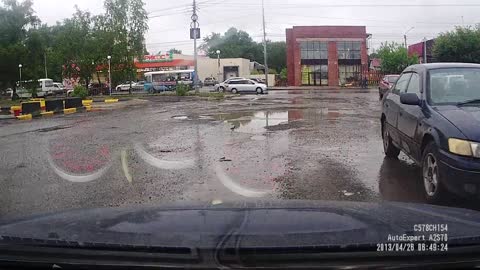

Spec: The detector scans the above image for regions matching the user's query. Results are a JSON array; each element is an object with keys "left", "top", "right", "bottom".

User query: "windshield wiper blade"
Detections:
[{"left": 457, "top": 99, "right": 480, "bottom": 106}]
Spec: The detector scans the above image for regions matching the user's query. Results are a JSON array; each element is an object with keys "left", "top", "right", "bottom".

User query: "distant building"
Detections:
[
  {"left": 286, "top": 26, "right": 370, "bottom": 87},
  {"left": 92, "top": 53, "right": 275, "bottom": 85},
  {"left": 408, "top": 39, "right": 436, "bottom": 63},
  {"left": 370, "top": 58, "right": 381, "bottom": 70}
]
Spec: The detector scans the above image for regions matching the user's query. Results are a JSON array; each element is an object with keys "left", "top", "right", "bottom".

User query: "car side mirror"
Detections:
[{"left": 400, "top": 93, "right": 421, "bottom": 106}]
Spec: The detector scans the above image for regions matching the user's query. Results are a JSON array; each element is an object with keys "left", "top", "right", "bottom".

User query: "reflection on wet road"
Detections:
[{"left": 0, "top": 90, "right": 478, "bottom": 219}]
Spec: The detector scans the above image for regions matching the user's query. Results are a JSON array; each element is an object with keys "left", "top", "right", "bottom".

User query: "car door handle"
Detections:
[{"left": 399, "top": 112, "right": 403, "bottom": 117}]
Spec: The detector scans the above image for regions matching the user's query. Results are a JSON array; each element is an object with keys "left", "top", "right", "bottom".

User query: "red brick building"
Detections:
[{"left": 286, "top": 26, "right": 369, "bottom": 87}]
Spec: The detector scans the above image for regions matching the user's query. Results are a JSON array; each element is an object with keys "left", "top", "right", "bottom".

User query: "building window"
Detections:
[
  {"left": 301, "top": 41, "right": 328, "bottom": 60},
  {"left": 337, "top": 41, "right": 361, "bottom": 60},
  {"left": 339, "top": 65, "right": 362, "bottom": 85}
]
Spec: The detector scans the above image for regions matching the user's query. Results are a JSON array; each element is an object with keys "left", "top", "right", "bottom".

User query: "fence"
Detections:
[{"left": 366, "top": 70, "right": 385, "bottom": 86}]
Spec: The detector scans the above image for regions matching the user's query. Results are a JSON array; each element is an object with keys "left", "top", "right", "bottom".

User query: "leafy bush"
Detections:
[
  {"left": 176, "top": 83, "right": 189, "bottom": 96},
  {"left": 72, "top": 85, "right": 88, "bottom": 99},
  {"left": 280, "top": 68, "right": 287, "bottom": 81}
]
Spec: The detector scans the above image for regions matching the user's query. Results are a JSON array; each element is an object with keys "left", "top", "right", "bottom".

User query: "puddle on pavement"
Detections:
[
  {"left": 213, "top": 108, "right": 354, "bottom": 134},
  {"left": 216, "top": 111, "right": 289, "bottom": 134}
]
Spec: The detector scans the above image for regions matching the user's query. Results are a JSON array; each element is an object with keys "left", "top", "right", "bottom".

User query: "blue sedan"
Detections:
[{"left": 381, "top": 63, "right": 480, "bottom": 203}]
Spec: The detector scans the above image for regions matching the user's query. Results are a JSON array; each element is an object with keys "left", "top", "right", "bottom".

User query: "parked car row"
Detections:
[
  {"left": 1, "top": 79, "right": 66, "bottom": 98},
  {"left": 203, "top": 77, "right": 218, "bottom": 86},
  {"left": 381, "top": 63, "right": 480, "bottom": 203},
  {"left": 115, "top": 81, "right": 145, "bottom": 92}
]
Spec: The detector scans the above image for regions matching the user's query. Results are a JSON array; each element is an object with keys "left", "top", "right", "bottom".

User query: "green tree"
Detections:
[
  {"left": 0, "top": 0, "right": 39, "bottom": 99},
  {"left": 104, "top": 0, "right": 148, "bottom": 92},
  {"left": 201, "top": 28, "right": 263, "bottom": 62},
  {"left": 200, "top": 28, "right": 285, "bottom": 74},
  {"left": 377, "top": 42, "right": 418, "bottom": 74},
  {"left": 266, "top": 41, "right": 286, "bottom": 73},
  {"left": 433, "top": 26, "right": 480, "bottom": 63},
  {"left": 169, "top": 48, "right": 182, "bottom": 54},
  {"left": 53, "top": 8, "right": 98, "bottom": 87}
]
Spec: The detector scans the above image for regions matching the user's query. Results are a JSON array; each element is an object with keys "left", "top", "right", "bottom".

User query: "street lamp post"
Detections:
[
  {"left": 216, "top": 50, "right": 221, "bottom": 82},
  {"left": 107, "top": 56, "right": 112, "bottom": 96},
  {"left": 404, "top": 27, "right": 415, "bottom": 48},
  {"left": 18, "top": 64, "right": 22, "bottom": 88}
]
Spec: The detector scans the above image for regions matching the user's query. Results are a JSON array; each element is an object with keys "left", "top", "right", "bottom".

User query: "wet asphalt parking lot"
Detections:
[{"left": 0, "top": 89, "right": 478, "bottom": 219}]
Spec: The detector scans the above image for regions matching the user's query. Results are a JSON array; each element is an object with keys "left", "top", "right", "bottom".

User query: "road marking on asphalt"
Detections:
[
  {"left": 134, "top": 144, "right": 195, "bottom": 170},
  {"left": 214, "top": 164, "right": 269, "bottom": 198},
  {"left": 121, "top": 149, "right": 133, "bottom": 183}
]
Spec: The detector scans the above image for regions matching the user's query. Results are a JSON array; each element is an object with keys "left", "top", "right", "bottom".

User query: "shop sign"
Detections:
[{"left": 141, "top": 52, "right": 174, "bottom": 63}]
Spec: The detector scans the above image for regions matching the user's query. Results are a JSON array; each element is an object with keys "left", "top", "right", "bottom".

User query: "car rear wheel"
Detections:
[
  {"left": 231, "top": 88, "right": 238, "bottom": 94},
  {"left": 256, "top": 87, "right": 263, "bottom": 94},
  {"left": 422, "top": 142, "right": 448, "bottom": 204},
  {"left": 382, "top": 124, "right": 400, "bottom": 158}
]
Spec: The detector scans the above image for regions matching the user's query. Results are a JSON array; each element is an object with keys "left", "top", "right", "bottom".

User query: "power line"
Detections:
[
  {"left": 199, "top": 3, "right": 480, "bottom": 7},
  {"left": 148, "top": 4, "right": 191, "bottom": 14},
  {"left": 148, "top": 10, "right": 191, "bottom": 19}
]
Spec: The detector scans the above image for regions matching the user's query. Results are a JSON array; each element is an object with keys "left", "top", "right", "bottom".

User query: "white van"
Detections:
[
  {"left": 37, "top": 79, "right": 57, "bottom": 97},
  {"left": 53, "top": 82, "right": 65, "bottom": 95}
]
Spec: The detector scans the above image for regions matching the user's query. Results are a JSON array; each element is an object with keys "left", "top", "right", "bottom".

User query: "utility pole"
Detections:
[
  {"left": 404, "top": 27, "right": 414, "bottom": 48},
  {"left": 192, "top": 0, "right": 199, "bottom": 93},
  {"left": 44, "top": 52, "right": 48, "bottom": 78},
  {"left": 262, "top": 0, "right": 269, "bottom": 86},
  {"left": 423, "top": 38, "right": 428, "bottom": 64}
]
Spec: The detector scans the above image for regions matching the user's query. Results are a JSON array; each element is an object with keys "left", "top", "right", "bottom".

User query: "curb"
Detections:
[
  {"left": 40, "top": 111, "right": 54, "bottom": 117},
  {"left": 104, "top": 99, "right": 119, "bottom": 103},
  {"left": 63, "top": 108, "right": 77, "bottom": 115},
  {"left": 82, "top": 100, "right": 93, "bottom": 106},
  {"left": 6, "top": 97, "right": 123, "bottom": 121},
  {"left": 16, "top": 114, "right": 32, "bottom": 120}
]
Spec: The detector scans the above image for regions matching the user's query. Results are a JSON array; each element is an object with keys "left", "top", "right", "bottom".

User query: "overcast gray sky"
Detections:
[{"left": 32, "top": 0, "right": 480, "bottom": 55}]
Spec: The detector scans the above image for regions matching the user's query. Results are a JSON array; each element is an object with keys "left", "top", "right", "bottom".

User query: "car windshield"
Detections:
[
  {"left": 429, "top": 68, "right": 480, "bottom": 105},
  {"left": 2, "top": 0, "right": 480, "bottom": 264}
]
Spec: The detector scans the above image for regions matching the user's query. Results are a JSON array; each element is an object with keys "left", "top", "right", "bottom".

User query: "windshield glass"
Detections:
[
  {"left": 387, "top": 76, "right": 399, "bottom": 83},
  {"left": 429, "top": 68, "right": 480, "bottom": 105}
]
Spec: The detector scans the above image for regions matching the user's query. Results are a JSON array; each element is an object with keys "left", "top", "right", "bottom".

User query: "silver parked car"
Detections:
[
  {"left": 226, "top": 79, "right": 268, "bottom": 94},
  {"left": 214, "top": 77, "right": 246, "bottom": 92}
]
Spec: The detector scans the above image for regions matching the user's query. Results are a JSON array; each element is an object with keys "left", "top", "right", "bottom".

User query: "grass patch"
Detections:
[{"left": 0, "top": 98, "right": 22, "bottom": 108}]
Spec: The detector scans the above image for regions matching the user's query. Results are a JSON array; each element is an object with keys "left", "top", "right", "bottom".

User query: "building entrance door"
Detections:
[
  {"left": 301, "top": 65, "right": 328, "bottom": 86},
  {"left": 306, "top": 72, "right": 325, "bottom": 86}
]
